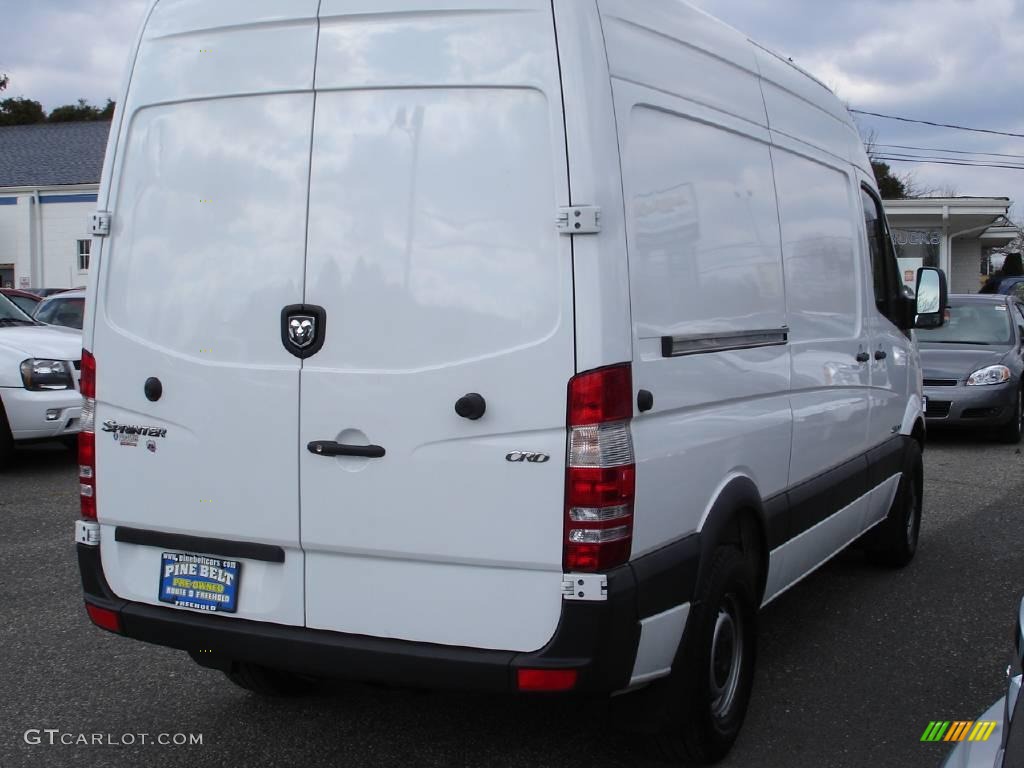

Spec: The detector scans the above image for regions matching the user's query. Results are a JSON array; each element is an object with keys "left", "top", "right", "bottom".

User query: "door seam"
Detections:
[{"left": 299, "top": 0, "right": 325, "bottom": 628}]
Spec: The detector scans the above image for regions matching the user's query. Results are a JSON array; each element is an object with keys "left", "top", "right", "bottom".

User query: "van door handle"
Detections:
[
  {"left": 856, "top": 352, "right": 870, "bottom": 363},
  {"left": 874, "top": 350, "right": 888, "bottom": 361},
  {"left": 307, "top": 441, "right": 386, "bottom": 459}
]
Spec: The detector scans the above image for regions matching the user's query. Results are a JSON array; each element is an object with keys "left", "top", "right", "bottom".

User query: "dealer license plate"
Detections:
[{"left": 158, "top": 552, "right": 241, "bottom": 613}]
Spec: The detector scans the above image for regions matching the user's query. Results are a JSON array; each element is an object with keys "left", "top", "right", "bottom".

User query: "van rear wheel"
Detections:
[
  {"left": 224, "top": 663, "right": 318, "bottom": 697},
  {"left": 653, "top": 546, "right": 757, "bottom": 765}
]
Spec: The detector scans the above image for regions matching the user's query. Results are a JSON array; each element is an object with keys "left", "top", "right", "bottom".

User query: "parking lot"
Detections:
[{"left": 0, "top": 435, "right": 1020, "bottom": 768}]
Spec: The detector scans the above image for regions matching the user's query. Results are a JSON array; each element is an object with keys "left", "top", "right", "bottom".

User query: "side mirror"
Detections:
[{"left": 914, "top": 268, "right": 947, "bottom": 329}]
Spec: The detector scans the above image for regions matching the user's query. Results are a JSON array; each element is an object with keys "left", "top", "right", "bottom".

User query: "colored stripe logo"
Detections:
[{"left": 921, "top": 721, "right": 997, "bottom": 742}]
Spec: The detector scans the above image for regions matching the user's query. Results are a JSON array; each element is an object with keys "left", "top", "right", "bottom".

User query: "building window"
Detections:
[{"left": 77, "top": 240, "right": 91, "bottom": 272}]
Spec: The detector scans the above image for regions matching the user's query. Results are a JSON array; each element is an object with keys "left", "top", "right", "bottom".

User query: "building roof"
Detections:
[
  {"left": 0, "top": 121, "right": 111, "bottom": 188},
  {"left": 885, "top": 197, "right": 1011, "bottom": 212},
  {"left": 884, "top": 197, "right": 1013, "bottom": 234}
]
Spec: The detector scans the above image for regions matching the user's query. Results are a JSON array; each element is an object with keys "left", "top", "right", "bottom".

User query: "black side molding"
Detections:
[
  {"left": 114, "top": 527, "right": 286, "bottom": 564},
  {"left": 787, "top": 454, "right": 868, "bottom": 541},
  {"left": 629, "top": 534, "right": 700, "bottom": 619}
]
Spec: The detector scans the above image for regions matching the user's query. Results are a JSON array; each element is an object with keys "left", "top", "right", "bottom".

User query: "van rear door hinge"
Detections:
[
  {"left": 90, "top": 211, "right": 112, "bottom": 237},
  {"left": 562, "top": 573, "right": 608, "bottom": 602},
  {"left": 557, "top": 206, "right": 601, "bottom": 235}
]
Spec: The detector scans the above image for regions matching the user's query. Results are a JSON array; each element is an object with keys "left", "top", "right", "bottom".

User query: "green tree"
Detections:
[
  {"left": 48, "top": 98, "right": 103, "bottom": 123},
  {"left": 0, "top": 97, "right": 46, "bottom": 126},
  {"left": 0, "top": 74, "right": 8, "bottom": 92},
  {"left": 46, "top": 98, "right": 116, "bottom": 123},
  {"left": 872, "top": 161, "right": 908, "bottom": 199}
]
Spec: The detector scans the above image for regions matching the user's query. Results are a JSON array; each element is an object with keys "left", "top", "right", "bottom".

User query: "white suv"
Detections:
[{"left": 0, "top": 293, "right": 83, "bottom": 460}]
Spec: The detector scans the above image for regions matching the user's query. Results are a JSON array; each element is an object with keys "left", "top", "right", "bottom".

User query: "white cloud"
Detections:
[{"left": 2, "top": 2, "right": 148, "bottom": 109}]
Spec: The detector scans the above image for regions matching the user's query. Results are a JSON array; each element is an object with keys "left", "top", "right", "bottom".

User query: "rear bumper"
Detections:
[
  {"left": 77, "top": 536, "right": 699, "bottom": 694},
  {"left": 924, "top": 383, "right": 1017, "bottom": 427}
]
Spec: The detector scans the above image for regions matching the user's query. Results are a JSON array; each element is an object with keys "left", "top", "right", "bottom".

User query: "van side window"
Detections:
[{"left": 861, "top": 187, "right": 902, "bottom": 322}]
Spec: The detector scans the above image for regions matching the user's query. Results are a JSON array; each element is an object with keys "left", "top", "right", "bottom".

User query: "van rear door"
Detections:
[
  {"left": 300, "top": 1, "right": 574, "bottom": 652},
  {"left": 92, "top": 2, "right": 320, "bottom": 626}
]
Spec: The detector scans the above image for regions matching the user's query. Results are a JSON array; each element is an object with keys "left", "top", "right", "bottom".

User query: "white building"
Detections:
[
  {"left": 884, "top": 197, "right": 1020, "bottom": 294},
  {"left": 0, "top": 121, "right": 111, "bottom": 290}
]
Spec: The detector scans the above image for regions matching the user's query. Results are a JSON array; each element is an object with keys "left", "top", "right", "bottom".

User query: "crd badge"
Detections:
[{"left": 506, "top": 451, "right": 551, "bottom": 464}]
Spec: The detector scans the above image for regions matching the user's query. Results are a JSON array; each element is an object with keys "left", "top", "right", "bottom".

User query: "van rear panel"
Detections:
[{"left": 93, "top": 1, "right": 573, "bottom": 651}]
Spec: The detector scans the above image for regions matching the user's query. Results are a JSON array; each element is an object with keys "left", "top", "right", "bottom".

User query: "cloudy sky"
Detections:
[{"left": 3, "top": 0, "right": 1023, "bottom": 219}]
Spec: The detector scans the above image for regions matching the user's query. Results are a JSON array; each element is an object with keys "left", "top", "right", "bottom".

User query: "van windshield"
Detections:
[
  {"left": 0, "top": 293, "right": 36, "bottom": 326},
  {"left": 916, "top": 302, "right": 1012, "bottom": 345}
]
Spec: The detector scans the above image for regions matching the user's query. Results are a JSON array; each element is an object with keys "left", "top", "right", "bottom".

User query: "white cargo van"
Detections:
[{"left": 76, "top": 0, "right": 948, "bottom": 762}]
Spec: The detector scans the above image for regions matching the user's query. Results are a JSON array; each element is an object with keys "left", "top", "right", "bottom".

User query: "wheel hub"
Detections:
[{"left": 709, "top": 594, "right": 744, "bottom": 719}]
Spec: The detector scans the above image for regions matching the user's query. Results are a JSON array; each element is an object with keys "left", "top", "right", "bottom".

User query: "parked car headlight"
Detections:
[
  {"left": 966, "top": 365, "right": 1011, "bottom": 386},
  {"left": 20, "top": 359, "right": 74, "bottom": 391}
]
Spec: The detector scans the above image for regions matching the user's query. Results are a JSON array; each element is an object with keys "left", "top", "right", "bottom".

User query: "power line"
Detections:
[
  {"left": 875, "top": 151, "right": 1024, "bottom": 168},
  {"left": 851, "top": 109, "right": 1024, "bottom": 140},
  {"left": 874, "top": 143, "right": 1024, "bottom": 161},
  {"left": 875, "top": 154, "right": 1024, "bottom": 169},
  {"left": 874, "top": 155, "right": 1024, "bottom": 171}
]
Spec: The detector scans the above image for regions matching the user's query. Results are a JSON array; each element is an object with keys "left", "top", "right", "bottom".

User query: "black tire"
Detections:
[
  {"left": 0, "top": 400, "right": 15, "bottom": 466},
  {"left": 224, "top": 663, "right": 317, "bottom": 697},
  {"left": 866, "top": 439, "right": 923, "bottom": 568},
  {"left": 652, "top": 546, "right": 758, "bottom": 765},
  {"left": 996, "top": 389, "right": 1023, "bottom": 444}
]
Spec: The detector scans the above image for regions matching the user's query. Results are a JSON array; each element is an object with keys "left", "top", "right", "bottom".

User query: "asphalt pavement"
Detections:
[{"left": 0, "top": 434, "right": 1021, "bottom": 768}]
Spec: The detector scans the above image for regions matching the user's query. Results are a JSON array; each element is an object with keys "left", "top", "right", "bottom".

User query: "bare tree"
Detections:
[{"left": 901, "top": 172, "right": 959, "bottom": 199}]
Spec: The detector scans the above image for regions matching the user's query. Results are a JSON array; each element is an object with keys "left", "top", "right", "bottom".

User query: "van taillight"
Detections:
[
  {"left": 565, "top": 364, "right": 635, "bottom": 572},
  {"left": 79, "top": 350, "right": 96, "bottom": 520}
]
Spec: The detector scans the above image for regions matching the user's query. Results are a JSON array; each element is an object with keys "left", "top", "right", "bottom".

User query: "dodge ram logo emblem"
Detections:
[
  {"left": 506, "top": 451, "right": 551, "bottom": 464},
  {"left": 288, "top": 316, "right": 317, "bottom": 349},
  {"left": 281, "top": 305, "right": 327, "bottom": 359}
]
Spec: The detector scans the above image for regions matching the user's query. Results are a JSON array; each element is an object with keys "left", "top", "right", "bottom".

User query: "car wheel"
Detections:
[
  {"left": 867, "top": 439, "right": 923, "bottom": 568},
  {"left": 652, "top": 546, "right": 757, "bottom": 765},
  {"left": 224, "top": 662, "right": 318, "bottom": 697},
  {"left": 996, "top": 389, "right": 1023, "bottom": 444},
  {"left": 0, "top": 400, "right": 15, "bottom": 466}
]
